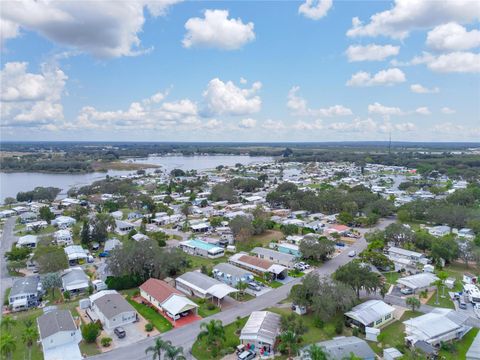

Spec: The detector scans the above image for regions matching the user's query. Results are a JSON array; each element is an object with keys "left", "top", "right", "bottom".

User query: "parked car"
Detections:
[
  {"left": 180, "top": 311, "right": 190, "bottom": 317},
  {"left": 458, "top": 296, "right": 468, "bottom": 309},
  {"left": 238, "top": 350, "right": 256, "bottom": 360},
  {"left": 166, "top": 311, "right": 180, "bottom": 320},
  {"left": 400, "top": 287, "right": 413, "bottom": 295},
  {"left": 248, "top": 282, "right": 262, "bottom": 291},
  {"left": 348, "top": 250, "right": 356, "bottom": 257},
  {"left": 299, "top": 262, "right": 310, "bottom": 269},
  {"left": 114, "top": 327, "right": 126, "bottom": 338},
  {"left": 294, "top": 263, "right": 305, "bottom": 271}
]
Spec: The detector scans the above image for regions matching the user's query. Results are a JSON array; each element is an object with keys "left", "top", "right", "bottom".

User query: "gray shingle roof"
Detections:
[
  {"left": 93, "top": 293, "right": 134, "bottom": 319},
  {"left": 213, "top": 263, "right": 252, "bottom": 278},
  {"left": 316, "top": 336, "right": 376, "bottom": 359},
  {"left": 37, "top": 310, "right": 77, "bottom": 339},
  {"left": 11, "top": 276, "right": 40, "bottom": 297}
]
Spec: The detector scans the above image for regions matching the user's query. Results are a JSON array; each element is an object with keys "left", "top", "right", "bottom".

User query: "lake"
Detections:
[{"left": 0, "top": 155, "right": 272, "bottom": 202}]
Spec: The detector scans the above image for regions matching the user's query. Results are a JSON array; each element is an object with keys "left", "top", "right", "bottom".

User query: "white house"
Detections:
[
  {"left": 64, "top": 245, "right": 89, "bottom": 265},
  {"left": 428, "top": 225, "right": 451, "bottom": 237},
  {"left": 175, "top": 271, "right": 237, "bottom": 305},
  {"left": 240, "top": 311, "right": 281, "bottom": 355},
  {"left": 54, "top": 229, "right": 73, "bottom": 246},
  {"left": 397, "top": 272, "right": 439, "bottom": 292},
  {"left": 52, "top": 216, "right": 76, "bottom": 229},
  {"left": 16, "top": 234, "right": 38, "bottom": 248},
  {"left": 37, "top": 309, "right": 82, "bottom": 360},
  {"left": 89, "top": 290, "right": 137, "bottom": 329},
  {"left": 62, "top": 268, "right": 90, "bottom": 294},
  {"left": 345, "top": 300, "right": 395, "bottom": 332}
]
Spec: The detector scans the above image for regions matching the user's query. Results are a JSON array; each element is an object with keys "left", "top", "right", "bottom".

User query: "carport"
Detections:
[
  {"left": 207, "top": 283, "right": 238, "bottom": 307},
  {"left": 161, "top": 294, "right": 198, "bottom": 324}
]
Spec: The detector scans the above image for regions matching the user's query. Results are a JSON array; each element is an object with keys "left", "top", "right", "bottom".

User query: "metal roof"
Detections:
[
  {"left": 345, "top": 300, "right": 395, "bottom": 326},
  {"left": 314, "top": 336, "right": 376, "bottom": 360},
  {"left": 11, "top": 275, "right": 40, "bottom": 297},
  {"left": 213, "top": 263, "right": 252, "bottom": 278},
  {"left": 176, "top": 271, "right": 237, "bottom": 299},
  {"left": 37, "top": 309, "right": 77, "bottom": 339},
  {"left": 161, "top": 294, "right": 198, "bottom": 315},
  {"left": 467, "top": 330, "right": 480, "bottom": 360},
  {"left": 240, "top": 311, "right": 281, "bottom": 346},
  {"left": 397, "top": 272, "right": 438, "bottom": 290}
]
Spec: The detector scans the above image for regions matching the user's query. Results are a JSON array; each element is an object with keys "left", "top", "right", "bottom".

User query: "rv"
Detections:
[{"left": 463, "top": 284, "right": 480, "bottom": 304}]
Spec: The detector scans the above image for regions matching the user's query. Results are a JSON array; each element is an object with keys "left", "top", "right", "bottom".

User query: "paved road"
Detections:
[
  {"left": 91, "top": 218, "right": 395, "bottom": 360},
  {"left": 0, "top": 217, "right": 17, "bottom": 319}
]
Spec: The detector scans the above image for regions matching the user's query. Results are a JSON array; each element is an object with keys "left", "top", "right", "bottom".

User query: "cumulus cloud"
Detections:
[
  {"left": 1, "top": 0, "right": 181, "bottom": 58},
  {"left": 183, "top": 10, "right": 255, "bottom": 50},
  {"left": 368, "top": 102, "right": 403, "bottom": 117},
  {"left": 427, "top": 23, "right": 480, "bottom": 51},
  {"left": 328, "top": 118, "right": 377, "bottom": 132},
  {"left": 202, "top": 78, "right": 262, "bottom": 116},
  {"left": 0, "top": 18, "right": 19, "bottom": 47},
  {"left": 298, "top": 0, "right": 332, "bottom": 20},
  {"left": 238, "top": 118, "right": 257, "bottom": 129},
  {"left": 287, "top": 86, "right": 352, "bottom": 117},
  {"left": 261, "top": 119, "right": 286, "bottom": 131},
  {"left": 346, "top": 44, "right": 399, "bottom": 62},
  {"left": 441, "top": 107, "right": 456, "bottom": 114},
  {"left": 415, "top": 107, "right": 431, "bottom": 115},
  {"left": 1, "top": 62, "right": 67, "bottom": 127},
  {"left": 292, "top": 119, "right": 324, "bottom": 130},
  {"left": 392, "top": 51, "right": 480, "bottom": 73},
  {"left": 346, "top": 68, "right": 406, "bottom": 87},
  {"left": 410, "top": 84, "right": 439, "bottom": 94},
  {"left": 346, "top": 0, "right": 480, "bottom": 39}
]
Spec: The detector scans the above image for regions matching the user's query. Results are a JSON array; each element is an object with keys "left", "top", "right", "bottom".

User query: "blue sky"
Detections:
[{"left": 1, "top": 0, "right": 479, "bottom": 142}]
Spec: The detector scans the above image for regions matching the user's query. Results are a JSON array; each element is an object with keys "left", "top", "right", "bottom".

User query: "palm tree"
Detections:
[
  {"left": 0, "top": 316, "right": 16, "bottom": 332},
  {"left": 438, "top": 271, "right": 449, "bottom": 298},
  {"left": 198, "top": 320, "right": 226, "bottom": 349},
  {"left": 145, "top": 338, "right": 170, "bottom": 360},
  {"left": 0, "top": 333, "right": 17, "bottom": 360},
  {"left": 236, "top": 281, "right": 247, "bottom": 300},
  {"left": 23, "top": 318, "right": 34, "bottom": 328},
  {"left": 22, "top": 327, "right": 38, "bottom": 360},
  {"left": 278, "top": 330, "right": 300, "bottom": 359},
  {"left": 434, "top": 279, "right": 443, "bottom": 305},
  {"left": 406, "top": 296, "right": 421, "bottom": 312},
  {"left": 305, "top": 344, "right": 329, "bottom": 360},
  {"left": 164, "top": 343, "right": 186, "bottom": 360}
]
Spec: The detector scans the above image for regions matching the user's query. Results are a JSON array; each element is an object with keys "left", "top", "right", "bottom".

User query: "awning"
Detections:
[
  {"left": 268, "top": 264, "right": 287, "bottom": 275},
  {"left": 207, "top": 283, "right": 238, "bottom": 299},
  {"left": 161, "top": 294, "right": 198, "bottom": 315}
]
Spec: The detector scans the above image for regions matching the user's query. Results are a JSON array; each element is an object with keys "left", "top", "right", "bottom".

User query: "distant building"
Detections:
[{"left": 9, "top": 275, "right": 43, "bottom": 311}]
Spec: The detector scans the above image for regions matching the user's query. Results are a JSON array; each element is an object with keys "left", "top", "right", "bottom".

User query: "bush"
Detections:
[
  {"left": 314, "top": 317, "right": 324, "bottom": 329},
  {"left": 207, "top": 303, "right": 216, "bottom": 310},
  {"left": 145, "top": 323, "right": 153, "bottom": 332},
  {"left": 105, "top": 275, "right": 143, "bottom": 290},
  {"left": 352, "top": 327, "right": 359, "bottom": 337},
  {"left": 335, "top": 320, "right": 343, "bottom": 334},
  {"left": 324, "top": 324, "right": 336, "bottom": 337},
  {"left": 101, "top": 337, "right": 112, "bottom": 347},
  {"left": 63, "top": 291, "right": 71, "bottom": 300},
  {"left": 197, "top": 298, "right": 206, "bottom": 305},
  {"left": 81, "top": 323, "right": 100, "bottom": 343}
]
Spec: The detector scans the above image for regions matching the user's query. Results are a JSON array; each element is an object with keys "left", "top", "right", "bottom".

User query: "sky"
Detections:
[{"left": 1, "top": 0, "right": 479, "bottom": 142}]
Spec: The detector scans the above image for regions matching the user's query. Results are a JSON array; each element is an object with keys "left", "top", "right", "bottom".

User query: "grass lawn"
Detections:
[
  {"left": 270, "top": 281, "right": 283, "bottom": 288},
  {"left": 192, "top": 298, "right": 221, "bottom": 318},
  {"left": 234, "top": 292, "right": 255, "bottom": 302},
  {"left": 236, "top": 230, "right": 284, "bottom": 252},
  {"left": 383, "top": 271, "right": 400, "bottom": 286},
  {"left": 439, "top": 328, "right": 479, "bottom": 359},
  {"left": 126, "top": 298, "right": 173, "bottom": 332},
  {"left": 192, "top": 317, "right": 248, "bottom": 360},
  {"left": 369, "top": 311, "right": 422, "bottom": 355},
  {"left": 426, "top": 290, "right": 455, "bottom": 309},
  {"left": 267, "top": 307, "right": 352, "bottom": 345},
  {"left": 288, "top": 270, "right": 305, "bottom": 278},
  {"left": 184, "top": 254, "right": 228, "bottom": 272},
  {"left": 442, "top": 262, "right": 479, "bottom": 291}
]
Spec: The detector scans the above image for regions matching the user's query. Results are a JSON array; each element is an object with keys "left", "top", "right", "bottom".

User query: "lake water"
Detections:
[{"left": 0, "top": 155, "right": 272, "bottom": 202}]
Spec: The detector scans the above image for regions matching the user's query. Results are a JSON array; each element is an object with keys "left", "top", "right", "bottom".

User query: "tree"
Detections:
[
  {"left": 278, "top": 330, "right": 300, "bottom": 359},
  {"left": 304, "top": 344, "right": 329, "bottom": 360},
  {"left": 281, "top": 224, "right": 299, "bottom": 236},
  {"left": 81, "top": 322, "right": 100, "bottom": 343},
  {"left": 81, "top": 220, "right": 91, "bottom": 245},
  {"left": 164, "top": 343, "right": 186, "bottom": 360},
  {"left": 413, "top": 230, "right": 434, "bottom": 253},
  {"left": 33, "top": 247, "right": 68, "bottom": 273},
  {"left": 1, "top": 316, "right": 16, "bottom": 332},
  {"left": 229, "top": 216, "right": 253, "bottom": 242},
  {"left": 334, "top": 262, "right": 382, "bottom": 298},
  {"left": 42, "top": 272, "right": 62, "bottom": 299},
  {"left": 280, "top": 313, "right": 307, "bottom": 337},
  {"left": 236, "top": 281, "right": 248, "bottom": 300},
  {"left": 198, "top": 320, "right": 225, "bottom": 349},
  {"left": 22, "top": 327, "right": 38, "bottom": 360},
  {"left": 458, "top": 238, "right": 474, "bottom": 267},
  {"left": 359, "top": 251, "right": 394, "bottom": 271},
  {"left": 170, "top": 169, "right": 186, "bottom": 177},
  {"left": 4, "top": 197, "right": 16, "bottom": 206},
  {"left": 145, "top": 338, "right": 171, "bottom": 360},
  {"left": 209, "top": 216, "right": 223, "bottom": 227},
  {"left": 209, "top": 183, "right": 235, "bottom": 202},
  {"left": 181, "top": 203, "right": 191, "bottom": 218},
  {"left": 0, "top": 333, "right": 16, "bottom": 360},
  {"left": 252, "top": 205, "right": 269, "bottom": 235},
  {"left": 385, "top": 223, "right": 415, "bottom": 247},
  {"left": 406, "top": 296, "right": 421, "bottom": 312},
  {"left": 431, "top": 235, "right": 459, "bottom": 265},
  {"left": 299, "top": 237, "right": 335, "bottom": 262},
  {"left": 39, "top": 206, "right": 55, "bottom": 224},
  {"left": 101, "top": 337, "right": 112, "bottom": 347},
  {"left": 90, "top": 213, "right": 115, "bottom": 243}
]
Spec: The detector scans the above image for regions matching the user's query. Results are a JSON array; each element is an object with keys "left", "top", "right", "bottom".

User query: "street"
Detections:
[
  {"left": 0, "top": 217, "right": 17, "bottom": 320},
  {"left": 91, "top": 218, "right": 395, "bottom": 360}
]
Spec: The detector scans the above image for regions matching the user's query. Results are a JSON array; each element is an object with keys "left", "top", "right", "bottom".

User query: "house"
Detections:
[
  {"left": 403, "top": 308, "right": 471, "bottom": 346},
  {"left": 303, "top": 336, "right": 376, "bottom": 360},
  {"left": 20, "top": 211, "right": 37, "bottom": 223},
  {"left": 383, "top": 348, "right": 403, "bottom": 360},
  {"left": 16, "top": 234, "right": 38, "bottom": 248},
  {"left": 428, "top": 225, "right": 451, "bottom": 237},
  {"left": 52, "top": 216, "right": 76, "bottom": 229},
  {"left": 115, "top": 220, "right": 135, "bottom": 234},
  {"left": 89, "top": 290, "right": 137, "bottom": 329},
  {"left": 345, "top": 300, "right": 395, "bottom": 332},
  {"left": 326, "top": 224, "right": 351, "bottom": 235},
  {"left": 397, "top": 272, "right": 438, "bottom": 293},
  {"left": 458, "top": 228, "right": 475, "bottom": 240},
  {"left": 139, "top": 278, "right": 198, "bottom": 322},
  {"left": 26, "top": 220, "right": 48, "bottom": 231},
  {"left": 9, "top": 275, "right": 43, "bottom": 311},
  {"left": 64, "top": 245, "right": 89, "bottom": 265},
  {"left": 251, "top": 247, "right": 296, "bottom": 268},
  {"left": 212, "top": 263, "right": 254, "bottom": 287},
  {"left": 104, "top": 238, "right": 122, "bottom": 253},
  {"left": 0, "top": 209, "right": 16, "bottom": 218},
  {"left": 132, "top": 233, "right": 149, "bottom": 242},
  {"left": 190, "top": 222, "right": 210, "bottom": 233},
  {"left": 240, "top": 311, "right": 281, "bottom": 355},
  {"left": 179, "top": 239, "right": 224, "bottom": 259},
  {"left": 37, "top": 309, "right": 82, "bottom": 360},
  {"left": 229, "top": 253, "right": 288, "bottom": 280},
  {"left": 276, "top": 242, "right": 301, "bottom": 258},
  {"left": 387, "top": 246, "right": 426, "bottom": 271},
  {"left": 61, "top": 268, "right": 90, "bottom": 294},
  {"left": 110, "top": 210, "right": 123, "bottom": 220},
  {"left": 175, "top": 271, "right": 237, "bottom": 305},
  {"left": 54, "top": 229, "right": 73, "bottom": 246}
]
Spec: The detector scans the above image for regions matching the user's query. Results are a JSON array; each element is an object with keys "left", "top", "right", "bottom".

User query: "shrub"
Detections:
[
  {"left": 101, "top": 337, "right": 112, "bottom": 347},
  {"left": 207, "top": 303, "right": 216, "bottom": 310},
  {"left": 63, "top": 291, "right": 71, "bottom": 300},
  {"left": 145, "top": 323, "right": 153, "bottom": 332},
  {"left": 81, "top": 323, "right": 100, "bottom": 343},
  {"left": 352, "top": 327, "right": 359, "bottom": 337},
  {"left": 335, "top": 320, "right": 343, "bottom": 334},
  {"left": 314, "top": 317, "right": 324, "bottom": 329},
  {"left": 105, "top": 275, "right": 143, "bottom": 290},
  {"left": 197, "top": 298, "right": 206, "bottom": 305},
  {"left": 324, "top": 324, "right": 335, "bottom": 337}
]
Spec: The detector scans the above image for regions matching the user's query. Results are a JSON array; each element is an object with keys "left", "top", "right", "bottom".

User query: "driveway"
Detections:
[{"left": 104, "top": 322, "right": 148, "bottom": 349}]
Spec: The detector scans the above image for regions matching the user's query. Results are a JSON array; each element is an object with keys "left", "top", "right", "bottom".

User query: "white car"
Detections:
[
  {"left": 166, "top": 311, "right": 180, "bottom": 320},
  {"left": 348, "top": 250, "right": 356, "bottom": 257}
]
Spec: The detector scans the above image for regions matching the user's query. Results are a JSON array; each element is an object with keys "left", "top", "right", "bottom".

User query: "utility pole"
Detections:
[{"left": 388, "top": 132, "right": 392, "bottom": 155}]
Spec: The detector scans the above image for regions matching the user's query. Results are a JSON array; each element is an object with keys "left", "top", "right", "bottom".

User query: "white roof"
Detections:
[
  {"left": 43, "top": 342, "right": 82, "bottom": 360},
  {"left": 18, "top": 235, "right": 38, "bottom": 245},
  {"left": 345, "top": 300, "right": 395, "bottom": 326},
  {"left": 161, "top": 294, "right": 198, "bottom": 315},
  {"left": 207, "top": 283, "right": 238, "bottom": 299},
  {"left": 64, "top": 245, "right": 88, "bottom": 260},
  {"left": 388, "top": 246, "right": 423, "bottom": 258},
  {"left": 397, "top": 272, "right": 438, "bottom": 290},
  {"left": 240, "top": 311, "right": 281, "bottom": 345},
  {"left": 268, "top": 264, "right": 287, "bottom": 275}
]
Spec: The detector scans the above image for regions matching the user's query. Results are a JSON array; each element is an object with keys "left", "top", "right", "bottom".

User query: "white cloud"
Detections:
[
  {"left": 1, "top": 62, "right": 67, "bottom": 126},
  {"left": 202, "top": 78, "right": 261, "bottom": 116},
  {"left": 1, "top": 0, "right": 181, "bottom": 58},
  {"left": 394, "top": 122, "right": 416, "bottom": 132},
  {"left": 203, "top": 119, "right": 222, "bottom": 129},
  {"left": 441, "top": 107, "right": 456, "bottom": 114},
  {"left": 287, "top": 86, "right": 353, "bottom": 117},
  {"left": 298, "top": 0, "right": 332, "bottom": 20},
  {"left": 347, "top": 0, "right": 480, "bottom": 39},
  {"left": 346, "top": 44, "right": 399, "bottom": 62},
  {"left": 261, "top": 119, "right": 286, "bottom": 131},
  {"left": 328, "top": 118, "right": 377, "bottom": 132},
  {"left": 415, "top": 107, "right": 431, "bottom": 115},
  {"left": 292, "top": 119, "right": 324, "bottom": 130},
  {"left": 410, "top": 84, "right": 439, "bottom": 94},
  {"left": 346, "top": 68, "right": 406, "bottom": 86},
  {"left": 428, "top": 52, "right": 480, "bottom": 73},
  {"left": 368, "top": 102, "right": 403, "bottom": 117},
  {"left": 0, "top": 18, "right": 19, "bottom": 47},
  {"left": 427, "top": 23, "right": 480, "bottom": 51},
  {"left": 238, "top": 118, "right": 257, "bottom": 129},
  {"left": 183, "top": 10, "right": 255, "bottom": 50}
]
